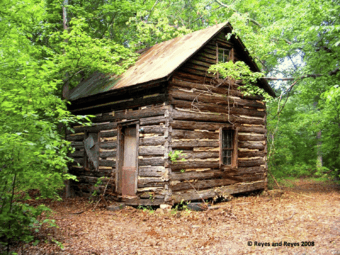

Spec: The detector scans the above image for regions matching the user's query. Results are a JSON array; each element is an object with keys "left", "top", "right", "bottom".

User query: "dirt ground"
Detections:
[{"left": 7, "top": 179, "right": 340, "bottom": 255}]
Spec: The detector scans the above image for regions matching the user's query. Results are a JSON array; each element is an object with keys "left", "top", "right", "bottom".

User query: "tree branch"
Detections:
[
  {"left": 214, "top": 0, "right": 263, "bottom": 28},
  {"left": 263, "top": 67, "right": 339, "bottom": 81}
]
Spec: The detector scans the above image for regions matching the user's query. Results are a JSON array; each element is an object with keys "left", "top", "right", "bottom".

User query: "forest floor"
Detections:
[{"left": 7, "top": 178, "right": 340, "bottom": 255}]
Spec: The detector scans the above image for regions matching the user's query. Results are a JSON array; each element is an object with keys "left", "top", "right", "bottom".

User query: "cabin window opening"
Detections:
[
  {"left": 220, "top": 126, "right": 238, "bottom": 168},
  {"left": 222, "top": 129, "right": 233, "bottom": 165},
  {"left": 218, "top": 48, "right": 230, "bottom": 63}
]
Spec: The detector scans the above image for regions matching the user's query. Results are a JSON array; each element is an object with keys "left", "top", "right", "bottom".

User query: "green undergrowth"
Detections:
[{"left": 267, "top": 175, "right": 332, "bottom": 189}]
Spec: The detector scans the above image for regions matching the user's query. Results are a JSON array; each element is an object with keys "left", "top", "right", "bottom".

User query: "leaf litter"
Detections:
[{"left": 7, "top": 179, "right": 340, "bottom": 254}]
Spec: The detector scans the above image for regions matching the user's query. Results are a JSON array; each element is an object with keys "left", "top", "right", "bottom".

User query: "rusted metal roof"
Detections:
[
  {"left": 69, "top": 22, "right": 229, "bottom": 101},
  {"left": 69, "top": 21, "right": 275, "bottom": 101}
]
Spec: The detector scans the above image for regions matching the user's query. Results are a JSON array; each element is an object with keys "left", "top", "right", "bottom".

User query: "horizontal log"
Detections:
[
  {"left": 193, "top": 55, "right": 216, "bottom": 65},
  {"left": 69, "top": 82, "right": 164, "bottom": 109},
  {"left": 67, "top": 134, "right": 84, "bottom": 141},
  {"left": 100, "top": 141, "right": 117, "bottom": 149},
  {"left": 172, "top": 181, "right": 266, "bottom": 203},
  {"left": 170, "top": 170, "right": 225, "bottom": 181},
  {"left": 140, "top": 116, "right": 166, "bottom": 126},
  {"left": 238, "top": 150, "right": 266, "bottom": 158},
  {"left": 171, "top": 178, "right": 238, "bottom": 192},
  {"left": 172, "top": 72, "right": 258, "bottom": 96},
  {"left": 170, "top": 86, "right": 265, "bottom": 109},
  {"left": 239, "top": 126, "right": 267, "bottom": 134},
  {"left": 172, "top": 140, "right": 219, "bottom": 149},
  {"left": 180, "top": 151, "right": 219, "bottom": 159},
  {"left": 171, "top": 161, "right": 219, "bottom": 170},
  {"left": 238, "top": 135, "right": 265, "bottom": 141},
  {"left": 171, "top": 120, "right": 229, "bottom": 131},
  {"left": 187, "top": 59, "right": 213, "bottom": 68},
  {"left": 139, "top": 146, "right": 165, "bottom": 156},
  {"left": 172, "top": 109, "right": 233, "bottom": 122},
  {"left": 172, "top": 129, "right": 219, "bottom": 139},
  {"left": 239, "top": 141, "right": 265, "bottom": 150},
  {"left": 141, "top": 125, "right": 165, "bottom": 134},
  {"left": 71, "top": 93, "right": 166, "bottom": 115},
  {"left": 235, "top": 117, "right": 265, "bottom": 125},
  {"left": 67, "top": 122, "right": 117, "bottom": 134},
  {"left": 121, "top": 197, "right": 165, "bottom": 206},
  {"left": 139, "top": 157, "right": 165, "bottom": 166},
  {"left": 99, "top": 150, "right": 116, "bottom": 158},
  {"left": 92, "top": 105, "right": 167, "bottom": 123},
  {"left": 201, "top": 46, "right": 217, "bottom": 55},
  {"left": 209, "top": 38, "right": 234, "bottom": 47},
  {"left": 183, "top": 63, "right": 209, "bottom": 73},
  {"left": 215, "top": 38, "right": 234, "bottom": 48},
  {"left": 71, "top": 141, "right": 83, "bottom": 148},
  {"left": 140, "top": 136, "right": 166, "bottom": 146},
  {"left": 233, "top": 174, "right": 265, "bottom": 182},
  {"left": 100, "top": 130, "right": 117, "bottom": 138},
  {"left": 139, "top": 193, "right": 165, "bottom": 199},
  {"left": 138, "top": 178, "right": 165, "bottom": 187},
  {"left": 138, "top": 182, "right": 166, "bottom": 188},
  {"left": 170, "top": 98, "right": 266, "bottom": 118},
  {"left": 196, "top": 51, "right": 216, "bottom": 60},
  {"left": 69, "top": 150, "right": 84, "bottom": 158},
  {"left": 180, "top": 67, "right": 216, "bottom": 78},
  {"left": 238, "top": 158, "right": 265, "bottom": 167},
  {"left": 170, "top": 79, "right": 262, "bottom": 100},
  {"left": 172, "top": 71, "right": 213, "bottom": 84},
  {"left": 139, "top": 166, "right": 165, "bottom": 177},
  {"left": 237, "top": 166, "right": 265, "bottom": 175},
  {"left": 99, "top": 160, "right": 116, "bottom": 167},
  {"left": 203, "top": 43, "right": 218, "bottom": 51}
]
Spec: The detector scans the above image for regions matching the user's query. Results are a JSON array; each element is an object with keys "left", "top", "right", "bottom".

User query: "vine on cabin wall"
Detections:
[
  {"left": 208, "top": 60, "right": 270, "bottom": 101},
  {"left": 187, "top": 60, "right": 270, "bottom": 125}
]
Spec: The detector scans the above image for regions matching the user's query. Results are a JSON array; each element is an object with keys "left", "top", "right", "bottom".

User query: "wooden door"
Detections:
[{"left": 120, "top": 126, "right": 138, "bottom": 196}]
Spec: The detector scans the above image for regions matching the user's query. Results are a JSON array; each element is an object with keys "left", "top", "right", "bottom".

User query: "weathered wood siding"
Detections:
[
  {"left": 67, "top": 83, "right": 171, "bottom": 203},
  {"left": 169, "top": 30, "right": 267, "bottom": 202}
]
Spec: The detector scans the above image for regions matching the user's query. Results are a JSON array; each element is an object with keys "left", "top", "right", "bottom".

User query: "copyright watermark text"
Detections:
[{"left": 247, "top": 241, "right": 314, "bottom": 247}]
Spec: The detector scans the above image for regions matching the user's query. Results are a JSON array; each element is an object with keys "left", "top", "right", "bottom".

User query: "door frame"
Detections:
[{"left": 116, "top": 120, "right": 139, "bottom": 195}]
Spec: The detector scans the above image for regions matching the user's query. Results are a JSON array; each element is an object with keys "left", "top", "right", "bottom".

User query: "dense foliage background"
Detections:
[{"left": 1, "top": 0, "right": 339, "bottom": 245}]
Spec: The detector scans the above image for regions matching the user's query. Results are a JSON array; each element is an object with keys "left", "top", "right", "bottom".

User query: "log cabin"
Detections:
[{"left": 66, "top": 22, "right": 276, "bottom": 205}]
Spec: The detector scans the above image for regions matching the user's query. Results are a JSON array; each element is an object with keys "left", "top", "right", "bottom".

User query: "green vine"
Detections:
[
  {"left": 168, "top": 150, "right": 187, "bottom": 173},
  {"left": 208, "top": 61, "right": 271, "bottom": 101}
]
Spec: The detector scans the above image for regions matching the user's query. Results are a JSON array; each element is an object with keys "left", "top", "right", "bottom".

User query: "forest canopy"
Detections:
[{"left": 1, "top": 0, "right": 339, "bottom": 244}]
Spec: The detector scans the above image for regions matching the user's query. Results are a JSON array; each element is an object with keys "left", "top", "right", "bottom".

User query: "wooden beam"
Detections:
[
  {"left": 172, "top": 129, "right": 219, "bottom": 139},
  {"left": 139, "top": 136, "right": 166, "bottom": 146},
  {"left": 139, "top": 166, "right": 165, "bottom": 177},
  {"left": 139, "top": 157, "right": 165, "bottom": 166},
  {"left": 171, "top": 178, "right": 238, "bottom": 192},
  {"left": 139, "top": 146, "right": 165, "bottom": 156},
  {"left": 92, "top": 105, "right": 167, "bottom": 123},
  {"left": 172, "top": 181, "right": 265, "bottom": 203},
  {"left": 172, "top": 140, "right": 219, "bottom": 149},
  {"left": 172, "top": 109, "right": 234, "bottom": 123},
  {"left": 238, "top": 158, "right": 265, "bottom": 167},
  {"left": 171, "top": 120, "right": 229, "bottom": 131},
  {"left": 170, "top": 161, "right": 219, "bottom": 170},
  {"left": 238, "top": 141, "right": 265, "bottom": 150}
]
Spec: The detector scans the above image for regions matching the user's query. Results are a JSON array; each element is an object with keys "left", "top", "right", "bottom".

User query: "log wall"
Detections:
[
  {"left": 168, "top": 30, "right": 267, "bottom": 202},
  {"left": 67, "top": 83, "right": 171, "bottom": 204}
]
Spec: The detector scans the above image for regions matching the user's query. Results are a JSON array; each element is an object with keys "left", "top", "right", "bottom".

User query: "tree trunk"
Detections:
[{"left": 316, "top": 130, "right": 322, "bottom": 169}]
